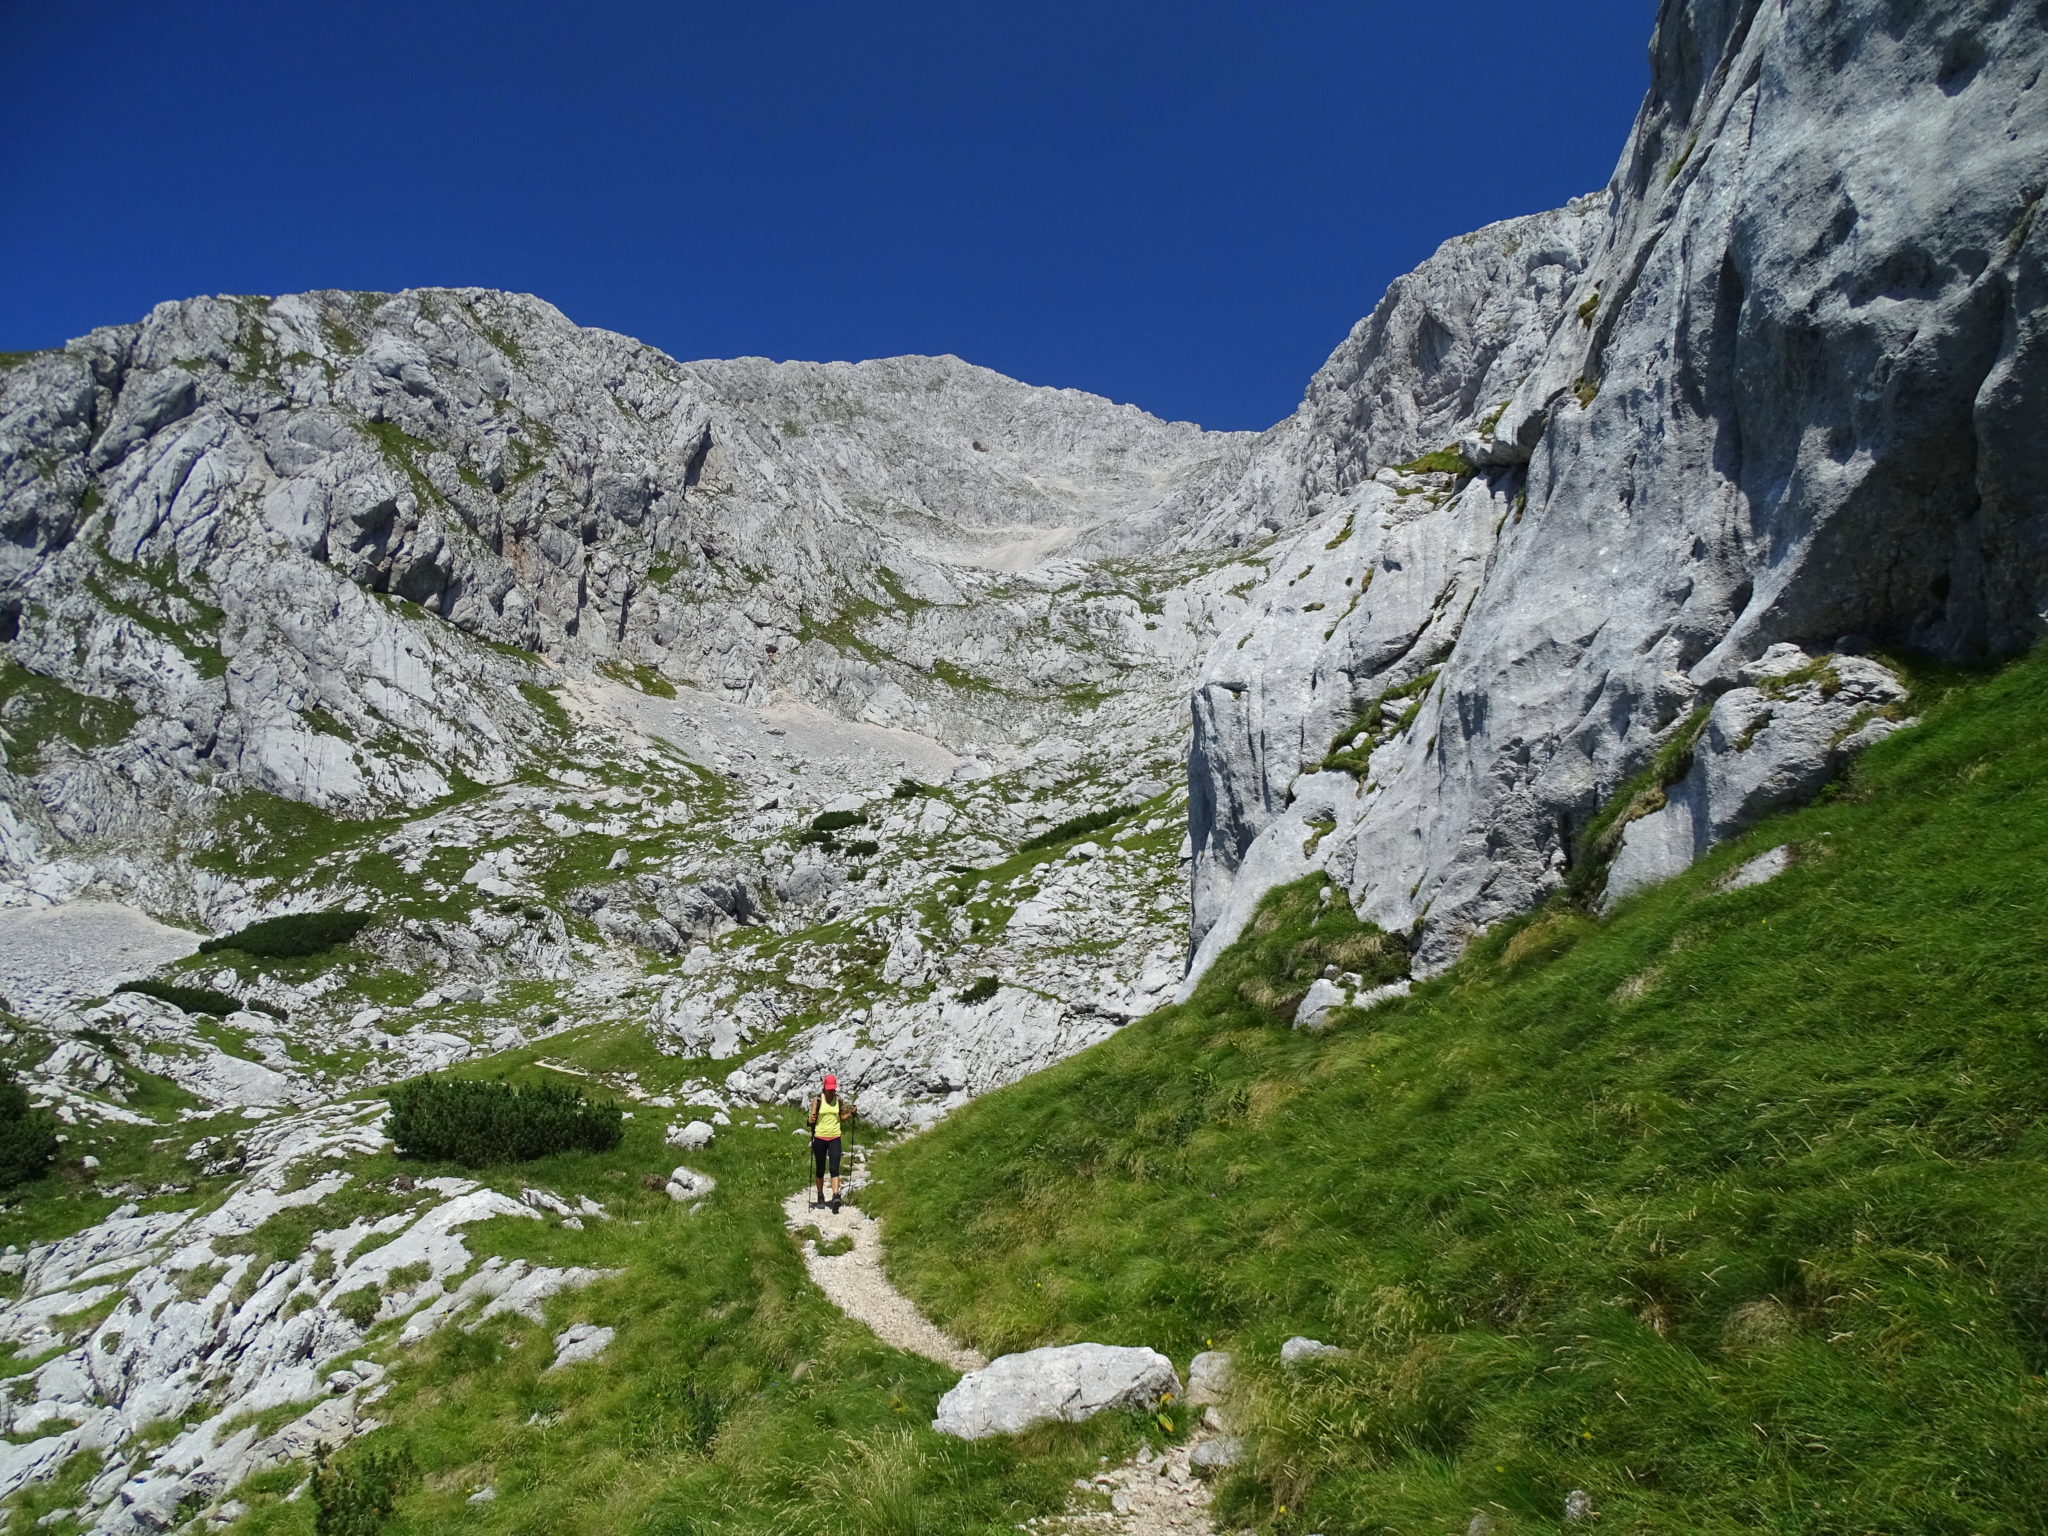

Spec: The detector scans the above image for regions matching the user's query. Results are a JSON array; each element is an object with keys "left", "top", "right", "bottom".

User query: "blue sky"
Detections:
[{"left": 1, "top": 1, "right": 1656, "bottom": 430}]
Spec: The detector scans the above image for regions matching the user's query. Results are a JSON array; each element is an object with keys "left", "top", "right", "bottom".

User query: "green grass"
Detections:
[
  {"left": 872, "top": 643, "right": 2048, "bottom": 1534},
  {"left": 0, "top": 659, "right": 139, "bottom": 772},
  {"left": 191, "top": 1043, "right": 1167, "bottom": 1536},
  {"left": 1391, "top": 446, "right": 1469, "bottom": 477},
  {"left": 1321, "top": 668, "right": 1439, "bottom": 777},
  {"left": 600, "top": 660, "right": 678, "bottom": 698}
]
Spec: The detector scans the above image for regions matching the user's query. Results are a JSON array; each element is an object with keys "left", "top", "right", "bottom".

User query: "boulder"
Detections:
[
  {"left": 666, "top": 1120, "right": 716, "bottom": 1150},
  {"left": 1291, "top": 978, "right": 1347, "bottom": 1031},
  {"left": 665, "top": 1167, "right": 715, "bottom": 1204},
  {"left": 1184, "top": 1349, "right": 1234, "bottom": 1406},
  {"left": 1280, "top": 1336, "right": 1342, "bottom": 1366},
  {"left": 547, "top": 1323, "right": 615, "bottom": 1371},
  {"left": 1190, "top": 1435, "right": 1243, "bottom": 1472},
  {"left": 932, "top": 1343, "right": 1181, "bottom": 1440}
]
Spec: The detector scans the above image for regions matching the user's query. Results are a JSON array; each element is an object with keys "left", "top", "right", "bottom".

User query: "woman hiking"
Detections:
[{"left": 808, "top": 1073, "right": 857, "bottom": 1212}]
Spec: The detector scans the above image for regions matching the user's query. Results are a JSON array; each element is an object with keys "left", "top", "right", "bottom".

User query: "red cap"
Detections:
[{"left": 823, "top": 1074, "right": 838, "bottom": 1090}]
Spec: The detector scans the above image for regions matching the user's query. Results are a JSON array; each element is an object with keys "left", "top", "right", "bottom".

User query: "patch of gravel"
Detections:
[
  {"left": 0, "top": 899, "right": 202, "bottom": 1017},
  {"left": 1024, "top": 1432, "right": 1229, "bottom": 1536},
  {"left": 781, "top": 1181, "right": 987, "bottom": 1373}
]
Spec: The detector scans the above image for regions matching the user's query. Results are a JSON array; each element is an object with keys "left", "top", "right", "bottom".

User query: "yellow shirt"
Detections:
[{"left": 814, "top": 1096, "right": 843, "bottom": 1139}]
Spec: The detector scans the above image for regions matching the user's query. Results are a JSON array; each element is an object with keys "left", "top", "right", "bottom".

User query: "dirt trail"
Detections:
[
  {"left": 781, "top": 1181, "right": 987, "bottom": 1372},
  {"left": 782, "top": 1182, "right": 1233, "bottom": 1536}
]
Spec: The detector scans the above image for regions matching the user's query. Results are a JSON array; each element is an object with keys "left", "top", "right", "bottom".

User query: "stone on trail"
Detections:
[
  {"left": 1190, "top": 1435, "right": 1244, "bottom": 1471},
  {"left": 932, "top": 1342, "right": 1181, "bottom": 1440}
]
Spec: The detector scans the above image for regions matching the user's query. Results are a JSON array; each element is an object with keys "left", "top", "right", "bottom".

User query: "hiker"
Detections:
[{"left": 807, "top": 1073, "right": 856, "bottom": 1212}]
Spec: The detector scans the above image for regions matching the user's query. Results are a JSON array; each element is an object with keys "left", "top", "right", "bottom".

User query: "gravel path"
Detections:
[
  {"left": 782, "top": 1182, "right": 1230, "bottom": 1536},
  {"left": 781, "top": 1181, "right": 987, "bottom": 1373},
  {"left": 1024, "top": 1436, "right": 1230, "bottom": 1536},
  {"left": 0, "top": 900, "right": 201, "bottom": 1017}
]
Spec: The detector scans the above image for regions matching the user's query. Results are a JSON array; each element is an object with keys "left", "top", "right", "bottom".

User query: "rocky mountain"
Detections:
[{"left": 2, "top": 0, "right": 2046, "bottom": 1526}]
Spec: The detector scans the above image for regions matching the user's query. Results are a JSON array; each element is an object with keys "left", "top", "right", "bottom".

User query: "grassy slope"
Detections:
[
  {"left": 869, "top": 646, "right": 2048, "bottom": 1535},
  {"left": 195, "top": 1027, "right": 1165, "bottom": 1536}
]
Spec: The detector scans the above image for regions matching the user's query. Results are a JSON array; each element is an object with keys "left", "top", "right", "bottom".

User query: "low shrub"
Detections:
[
  {"left": 386, "top": 1076, "right": 623, "bottom": 1167},
  {"left": 1391, "top": 445, "right": 1470, "bottom": 476},
  {"left": 0, "top": 1066, "right": 59, "bottom": 1188},
  {"left": 809, "top": 809, "right": 865, "bottom": 834},
  {"left": 332, "top": 1286, "right": 381, "bottom": 1329},
  {"left": 1019, "top": 806, "right": 1135, "bottom": 852},
  {"left": 115, "top": 979, "right": 245, "bottom": 1017},
  {"left": 311, "top": 1439, "right": 417, "bottom": 1536},
  {"left": 958, "top": 976, "right": 1000, "bottom": 1005},
  {"left": 845, "top": 839, "right": 880, "bottom": 859},
  {"left": 200, "top": 908, "right": 372, "bottom": 958},
  {"left": 892, "top": 778, "right": 931, "bottom": 799}
]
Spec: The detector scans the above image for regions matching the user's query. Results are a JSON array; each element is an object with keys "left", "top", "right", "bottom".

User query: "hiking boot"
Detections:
[{"left": 830, "top": 1196, "right": 841, "bottom": 1214}]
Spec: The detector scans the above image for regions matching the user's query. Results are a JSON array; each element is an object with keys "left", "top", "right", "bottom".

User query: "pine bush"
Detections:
[
  {"left": 386, "top": 1076, "right": 622, "bottom": 1167},
  {"left": 115, "top": 979, "right": 245, "bottom": 1016},
  {"left": 1019, "top": 805, "right": 1134, "bottom": 852},
  {"left": 311, "top": 1440, "right": 417, "bottom": 1536},
  {"left": 200, "top": 908, "right": 372, "bottom": 958},
  {"left": 0, "top": 1067, "right": 59, "bottom": 1188}
]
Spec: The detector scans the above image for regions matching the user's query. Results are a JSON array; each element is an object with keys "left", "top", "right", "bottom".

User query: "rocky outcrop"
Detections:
[
  {"left": 1187, "top": 0, "right": 2048, "bottom": 976},
  {"left": 0, "top": 1101, "right": 615, "bottom": 1534}
]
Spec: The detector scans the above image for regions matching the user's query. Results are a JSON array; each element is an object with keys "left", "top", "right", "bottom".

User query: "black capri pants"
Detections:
[{"left": 811, "top": 1135, "right": 842, "bottom": 1178}]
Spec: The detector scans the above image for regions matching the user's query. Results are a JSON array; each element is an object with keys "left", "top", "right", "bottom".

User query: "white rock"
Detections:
[
  {"left": 1718, "top": 844, "right": 1795, "bottom": 894},
  {"left": 1280, "top": 1336, "right": 1342, "bottom": 1365},
  {"left": 1291, "top": 978, "right": 1348, "bottom": 1031},
  {"left": 932, "top": 1343, "right": 1181, "bottom": 1440},
  {"left": 666, "top": 1120, "right": 716, "bottom": 1150},
  {"left": 1184, "top": 1349, "right": 1234, "bottom": 1406},
  {"left": 547, "top": 1323, "right": 615, "bottom": 1371},
  {"left": 665, "top": 1167, "right": 715, "bottom": 1204}
]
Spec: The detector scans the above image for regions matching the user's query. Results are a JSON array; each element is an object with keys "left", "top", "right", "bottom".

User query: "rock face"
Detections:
[
  {"left": 0, "top": 1101, "right": 616, "bottom": 1534},
  {"left": 931, "top": 1342, "right": 1181, "bottom": 1440},
  {"left": 1185, "top": 0, "right": 2048, "bottom": 976}
]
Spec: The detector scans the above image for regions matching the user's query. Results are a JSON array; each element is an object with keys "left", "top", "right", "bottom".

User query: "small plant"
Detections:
[
  {"left": 1391, "top": 446, "right": 1469, "bottom": 477},
  {"left": 310, "top": 1439, "right": 417, "bottom": 1536},
  {"left": 386, "top": 1076, "right": 624, "bottom": 1167},
  {"left": 1321, "top": 669, "right": 1440, "bottom": 777},
  {"left": 199, "top": 908, "right": 371, "bottom": 958},
  {"left": 115, "top": 979, "right": 245, "bottom": 1017},
  {"left": 331, "top": 1286, "right": 381, "bottom": 1329},
  {"left": 810, "top": 810, "right": 866, "bottom": 834},
  {"left": 959, "top": 977, "right": 1000, "bottom": 1005}
]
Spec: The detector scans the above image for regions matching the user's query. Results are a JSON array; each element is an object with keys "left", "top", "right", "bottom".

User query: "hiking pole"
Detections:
[{"left": 846, "top": 1064, "right": 877, "bottom": 1194}]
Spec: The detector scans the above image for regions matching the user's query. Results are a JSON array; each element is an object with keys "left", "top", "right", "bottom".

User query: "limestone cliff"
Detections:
[{"left": 1185, "top": 0, "right": 2048, "bottom": 981}]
